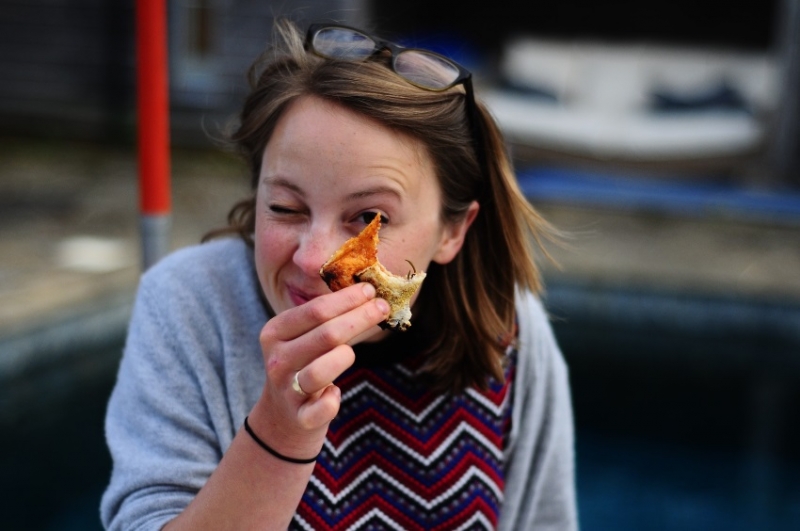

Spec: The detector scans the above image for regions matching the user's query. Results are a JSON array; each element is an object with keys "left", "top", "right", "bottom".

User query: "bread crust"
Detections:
[{"left": 319, "top": 214, "right": 426, "bottom": 331}]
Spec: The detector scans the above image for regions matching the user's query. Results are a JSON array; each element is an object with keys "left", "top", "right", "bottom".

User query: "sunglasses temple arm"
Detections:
[{"left": 464, "top": 78, "right": 491, "bottom": 191}]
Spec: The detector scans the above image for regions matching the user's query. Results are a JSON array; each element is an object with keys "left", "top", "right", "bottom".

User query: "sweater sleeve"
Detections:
[
  {"left": 499, "top": 291, "right": 579, "bottom": 531},
  {"left": 100, "top": 242, "right": 263, "bottom": 530}
]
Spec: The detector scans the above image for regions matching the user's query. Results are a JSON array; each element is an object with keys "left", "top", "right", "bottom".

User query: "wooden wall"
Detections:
[
  {"left": 0, "top": 0, "right": 136, "bottom": 141},
  {"left": 0, "top": 0, "right": 366, "bottom": 145}
]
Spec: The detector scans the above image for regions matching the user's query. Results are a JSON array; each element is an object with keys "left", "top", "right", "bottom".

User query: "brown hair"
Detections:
[{"left": 206, "top": 20, "right": 557, "bottom": 392}]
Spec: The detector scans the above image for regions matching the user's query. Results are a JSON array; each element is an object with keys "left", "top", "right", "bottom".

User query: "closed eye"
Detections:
[{"left": 269, "top": 204, "right": 300, "bottom": 215}]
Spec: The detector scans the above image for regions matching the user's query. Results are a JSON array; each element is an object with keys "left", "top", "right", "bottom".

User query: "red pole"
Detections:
[{"left": 136, "top": 0, "right": 171, "bottom": 269}]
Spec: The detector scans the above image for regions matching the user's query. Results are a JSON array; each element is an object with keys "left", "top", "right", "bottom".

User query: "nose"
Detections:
[{"left": 293, "top": 223, "right": 340, "bottom": 278}]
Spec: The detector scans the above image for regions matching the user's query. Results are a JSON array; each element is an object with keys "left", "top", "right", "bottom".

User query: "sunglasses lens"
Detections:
[
  {"left": 394, "top": 50, "right": 461, "bottom": 90},
  {"left": 312, "top": 27, "right": 375, "bottom": 60}
]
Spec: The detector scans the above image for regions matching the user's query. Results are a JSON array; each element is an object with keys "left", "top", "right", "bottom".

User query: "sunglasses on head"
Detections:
[
  {"left": 304, "top": 23, "right": 487, "bottom": 186},
  {"left": 306, "top": 24, "right": 473, "bottom": 93}
]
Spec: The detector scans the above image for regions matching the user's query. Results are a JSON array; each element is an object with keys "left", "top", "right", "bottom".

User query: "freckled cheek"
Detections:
[
  {"left": 254, "top": 227, "right": 294, "bottom": 286},
  {"left": 381, "top": 236, "right": 435, "bottom": 277}
]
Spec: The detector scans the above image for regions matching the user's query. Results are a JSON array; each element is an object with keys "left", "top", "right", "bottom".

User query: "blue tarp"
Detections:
[{"left": 517, "top": 167, "right": 800, "bottom": 225}]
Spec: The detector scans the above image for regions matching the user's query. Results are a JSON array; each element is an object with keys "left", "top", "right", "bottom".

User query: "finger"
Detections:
[
  {"left": 292, "top": 296, "right": 389, "bottom": 362},
  {"left": 268, "top": 283, "right": 377, "bottom": 341},
  {"left": 297, "top": 384, "right": 343, "bottom": 430},
  {"left": 268, "top": 297, "right": 386, "bottom": 376},
  {"left": 296, "top": 344, "right": 356, "bottom": 396}
]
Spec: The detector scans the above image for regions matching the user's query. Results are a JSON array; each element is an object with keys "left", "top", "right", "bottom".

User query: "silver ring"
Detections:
[{"left": 292, "top": 371, "right": 308, "bottom": 397}]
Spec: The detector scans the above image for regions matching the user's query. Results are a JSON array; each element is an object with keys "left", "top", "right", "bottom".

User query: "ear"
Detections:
[{"left": 432, "top": 201, "right": 480, "bottom": 265}]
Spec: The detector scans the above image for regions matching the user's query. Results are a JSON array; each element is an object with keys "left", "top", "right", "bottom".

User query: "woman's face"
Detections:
[{"left": 254, "top": 95, "right": 476, "bottom": 342}]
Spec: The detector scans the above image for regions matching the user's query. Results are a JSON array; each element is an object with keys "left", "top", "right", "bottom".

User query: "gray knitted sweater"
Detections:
[{"left": 100, "top": 238, "right": 578, "bottom": 530}]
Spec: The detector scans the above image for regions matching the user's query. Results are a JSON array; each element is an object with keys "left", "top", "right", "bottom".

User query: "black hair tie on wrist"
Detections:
[{"left": 243, "top": 416, "right": 319, "bottom": 464}]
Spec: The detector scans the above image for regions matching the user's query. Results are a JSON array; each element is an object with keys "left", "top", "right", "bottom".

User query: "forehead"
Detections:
[
  {"left": 261, "top": 96, "right": 438, "bottom": 194},
  {"left": 270, "top": 96, "right": 423, "bottom": 156}
]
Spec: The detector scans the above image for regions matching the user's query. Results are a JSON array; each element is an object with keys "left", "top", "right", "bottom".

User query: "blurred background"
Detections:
[{"left": 1, "top": 0, "right": 799, "bottom": 529}]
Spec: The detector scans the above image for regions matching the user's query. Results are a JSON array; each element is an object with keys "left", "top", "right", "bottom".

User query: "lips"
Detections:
[{"left": 286, "top": 284, "right": 323, "bottom": 307}]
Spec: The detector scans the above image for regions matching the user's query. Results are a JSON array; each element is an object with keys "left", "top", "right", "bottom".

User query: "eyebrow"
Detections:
[
  {"left": 262, "top": 177, "right": 305, "bottom": 197},
  {"left": 346, "top": 185, "right": 403, "bottom": 202},
  {"left": 263, "top": 177, "right": 404, "bottom": 203}
]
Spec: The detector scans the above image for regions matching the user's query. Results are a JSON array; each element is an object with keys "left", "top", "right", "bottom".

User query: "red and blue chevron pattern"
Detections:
[{"left": 291, "top": 351, "right": 515, "bottom": 530}]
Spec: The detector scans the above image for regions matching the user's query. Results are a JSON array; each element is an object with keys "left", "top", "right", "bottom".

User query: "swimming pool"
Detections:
[{"left": 2, "top": 285, "right": 799, "bottom": 530}]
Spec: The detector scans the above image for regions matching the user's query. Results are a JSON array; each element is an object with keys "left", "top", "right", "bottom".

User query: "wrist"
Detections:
[
  {"left": 244, "top": 417, "right": 320, "bottom": 464},
  {"left": 247, "top": 398, "right": 327, "bottom": 460}
]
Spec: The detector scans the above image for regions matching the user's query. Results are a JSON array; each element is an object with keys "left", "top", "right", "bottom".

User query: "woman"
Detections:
[{"left": 102, "top": 20, "right": 577, "bottom": 530}]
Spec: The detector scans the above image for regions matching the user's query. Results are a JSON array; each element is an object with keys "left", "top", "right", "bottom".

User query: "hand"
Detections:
[{"left": 248, "top": 282, "right": 389, "bottom": 460}]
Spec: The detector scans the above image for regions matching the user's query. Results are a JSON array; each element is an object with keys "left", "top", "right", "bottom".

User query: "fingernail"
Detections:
[
  {"left": 361, "top": 283, "right": 376, "bottom": 298},
  {"left": 375, "top": 298, "right": 390, "bottom": 315}
]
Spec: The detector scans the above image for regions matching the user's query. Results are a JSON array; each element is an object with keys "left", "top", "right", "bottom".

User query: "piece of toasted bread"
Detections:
[{"left": 319, "top": 213, "right": 426, "bottom": 331}]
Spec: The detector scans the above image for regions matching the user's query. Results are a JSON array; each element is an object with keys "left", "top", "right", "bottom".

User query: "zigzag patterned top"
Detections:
[{"left": 291, "top": 329, "right": 516, "bottom": 530}]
